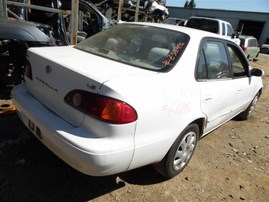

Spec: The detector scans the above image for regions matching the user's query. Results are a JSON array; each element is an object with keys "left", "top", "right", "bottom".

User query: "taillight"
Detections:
[
  {"left": 24, "top": 60, "right": 33, "bottom": 80},
  {"left": 64, "top": 90, "right": 137, "bottom": 124},
  {"left": 240, "top": 46, "right": 247, "bottom": 52}
]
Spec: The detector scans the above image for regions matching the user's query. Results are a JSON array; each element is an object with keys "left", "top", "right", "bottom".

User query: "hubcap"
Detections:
[
  {"left": 173, "top": 131, "right": 197, "bottom": 171},
  {"left": 248, "top": 95, "right": 258, "bottom": 117}
]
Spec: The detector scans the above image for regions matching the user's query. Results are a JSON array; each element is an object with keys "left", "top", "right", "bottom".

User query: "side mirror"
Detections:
[{"left": 250, "top": 68, "right": 264, "bottom": 77}]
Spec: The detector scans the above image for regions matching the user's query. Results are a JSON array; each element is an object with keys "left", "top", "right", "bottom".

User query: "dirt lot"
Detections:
[{"left": 0, "top": 54, "right": 268, "bottom": 202}]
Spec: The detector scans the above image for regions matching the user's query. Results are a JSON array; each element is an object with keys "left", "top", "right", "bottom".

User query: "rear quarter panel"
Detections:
[{"left": 99, "top": 41, "right": 205, "bottom": 169}]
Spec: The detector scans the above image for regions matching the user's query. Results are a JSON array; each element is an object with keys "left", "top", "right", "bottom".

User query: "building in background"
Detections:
[{"left": 167, "top": 6, "right": 269, "bottom": 45}]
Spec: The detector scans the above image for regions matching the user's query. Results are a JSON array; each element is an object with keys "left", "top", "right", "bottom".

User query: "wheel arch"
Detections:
[
  {"left": 258, "top": 88, "right": 263, "bottom": 97},
  {"left": 191, "top": 118, "right": 206, "bottom": 138}
]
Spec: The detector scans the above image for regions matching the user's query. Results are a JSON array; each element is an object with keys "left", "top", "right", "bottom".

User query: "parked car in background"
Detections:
[
  {"left": 185, "top": 16, "right": 240, "bottom": 45},
  {"left": 0, "top": 16, "right": 55, "bottom": 98},
  {"left": 12, "top": 23, "right": 263, "bottom": 179},
  {"left": 0, "top": 0, "right": 113, "bottom": 99},
  {"left": 8, "top": 0, "right": 113, "bottom": 44},
  {"left": 239, "top": 35, "right": 260, "bottom": 61},
  {"left": 260, "top": 44, "right": 269, "bottom": 54}
]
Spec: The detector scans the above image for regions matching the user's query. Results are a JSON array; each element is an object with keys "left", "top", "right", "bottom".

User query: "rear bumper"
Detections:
[{"left": 11, "top": 84, "right": 135, "bottom": 176}]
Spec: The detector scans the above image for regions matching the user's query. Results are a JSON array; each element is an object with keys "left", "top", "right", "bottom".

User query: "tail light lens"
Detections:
[
  {"left": 240, "top": 45, "right": 247, "bottom": 52},
  {"left": 64, "top": 90, "right": 137, "bottom": 124},
  {"left": 24, "top": 60, "right": 33, "bottom": 80}
]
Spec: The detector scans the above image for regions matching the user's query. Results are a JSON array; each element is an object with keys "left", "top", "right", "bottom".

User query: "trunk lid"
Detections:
[{"left": 25, "top": 46, "right": 157, "bottom": 126}]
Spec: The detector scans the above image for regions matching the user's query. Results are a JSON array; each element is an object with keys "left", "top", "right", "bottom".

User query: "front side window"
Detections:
[
  {"left": 227, "top": 45, "right": 248, "bottom": 78},
  {"left": 75, "top": 24, "right": 190, "bottom": 71},
  {"left": 197, "top": 40, "right": 230, "bottom": 80}
]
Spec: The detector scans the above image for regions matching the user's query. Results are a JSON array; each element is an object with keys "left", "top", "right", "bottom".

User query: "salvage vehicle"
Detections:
[
  {"left": 12, "top": 23, "right": 263, "bottom": 179},
  {"left": 0, "top": 0, "right": 112, "bottom": 99},
  {"left": 95, "top": 0, "right": 169, "bottom": 22},
  {"left": 13, "top": 0, "right": 112, "bottom": 41},
  {"left": 146, "top": 0, "right": 169, "bottom": 22},
  {"left": 0, "top": 16, "right": 55, "bottom": 98}
]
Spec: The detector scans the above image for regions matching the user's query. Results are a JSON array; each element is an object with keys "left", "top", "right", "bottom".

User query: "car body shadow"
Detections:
[{"left": 0, "top": 114, "right": 165, "bottom": 202}]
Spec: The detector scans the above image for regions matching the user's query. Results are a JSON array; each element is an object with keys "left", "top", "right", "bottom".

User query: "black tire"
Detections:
[
  {"left": 154, "top": 124, "right": 199, "bottom": 179},
  {"left": 260, "top": 47, "right": 269, "bottom": 54},
  {"left": 237, "top": 93, "right": 259, "bottom": 120}
]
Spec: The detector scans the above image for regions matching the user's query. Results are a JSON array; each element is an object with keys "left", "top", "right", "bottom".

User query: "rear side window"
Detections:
[{"left": 197, "top": 40, "right": 230, "bottom": 80}]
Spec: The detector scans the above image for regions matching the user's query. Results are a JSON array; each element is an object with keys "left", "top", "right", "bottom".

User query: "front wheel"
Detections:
[
  {"left": 154, "top": 124, "right": 199, "bottom": 179},
  {"left": 237, "top": 93, "right": 260, "bottom": 120}
]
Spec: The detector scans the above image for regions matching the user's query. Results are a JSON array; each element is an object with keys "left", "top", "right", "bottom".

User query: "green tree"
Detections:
[
  {"left": 184, "top": 0, "right": 196, "bottom": 8},
  {"left": 184, "top": 1, "right": 189, "bottom": 7}
]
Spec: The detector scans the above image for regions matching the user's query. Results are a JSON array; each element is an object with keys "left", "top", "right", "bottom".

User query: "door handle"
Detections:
[{"left": 203, "top": 96, "right": 213, "bottom": 102}]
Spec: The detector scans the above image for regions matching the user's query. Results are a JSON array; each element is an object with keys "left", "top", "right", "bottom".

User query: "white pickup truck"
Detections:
[{"left": 186, "top": 16, "right": 240, "bottom": 45}]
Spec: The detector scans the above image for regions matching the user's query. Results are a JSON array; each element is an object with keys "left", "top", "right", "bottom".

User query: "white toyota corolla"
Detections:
[{"left": 12, "top": 22, "right": 263, "bottom": 179}]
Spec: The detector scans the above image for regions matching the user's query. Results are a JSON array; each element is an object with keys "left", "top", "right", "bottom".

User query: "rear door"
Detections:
[{"left": 196, "top": 39, "right": 235, "bottom": 133}]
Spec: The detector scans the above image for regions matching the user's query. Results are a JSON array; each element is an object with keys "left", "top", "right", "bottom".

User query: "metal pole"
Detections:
[
  {"left": 0, "top": 0, "right": 3, "bottom": 16},
  {"left": 134, "top": 0, "right": 140, "bottom": 22},
  {"left": 1, "top": 0, "right": 8, "bottom": 17},
  {"left": 117, "top": 0, "right": 124, "bottom": 21},
  {"left": 6, "top": 1, "right": 71, "bottom": 15},
  {"left": 70, "top": 0, "right": 79, "bottom": 45}
]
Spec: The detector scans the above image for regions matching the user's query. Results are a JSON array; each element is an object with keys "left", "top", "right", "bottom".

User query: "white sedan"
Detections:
[{"left": 12, "top": 22, "right": 263, "bottom": 179}]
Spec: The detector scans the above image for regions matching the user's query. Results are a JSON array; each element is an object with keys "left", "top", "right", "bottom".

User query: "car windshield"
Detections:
[{"left": 74, "top": 23, "right": 190, "bottom": 71}]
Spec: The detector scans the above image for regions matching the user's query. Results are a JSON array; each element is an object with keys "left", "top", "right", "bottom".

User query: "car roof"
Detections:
[{"left": 188, "top": 16, "right": 228, "bottom": 24}]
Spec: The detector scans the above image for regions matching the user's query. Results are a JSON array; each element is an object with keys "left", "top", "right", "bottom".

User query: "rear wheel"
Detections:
[{"left": 154, "top": 124, "right": 199, "bottom": 179}]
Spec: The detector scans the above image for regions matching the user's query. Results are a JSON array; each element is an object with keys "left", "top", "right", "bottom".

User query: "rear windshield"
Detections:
[
  {"left": 186, "top": 19, "right": 219, "bottom": 34},
  {"left": 74, "top": 23, "right": 190, "bottom": 71}
]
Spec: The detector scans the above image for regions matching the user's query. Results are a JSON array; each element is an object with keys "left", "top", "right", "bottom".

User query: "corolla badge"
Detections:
[{"left": 45, "top": 65, "right": 52, "bottom": 74}]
